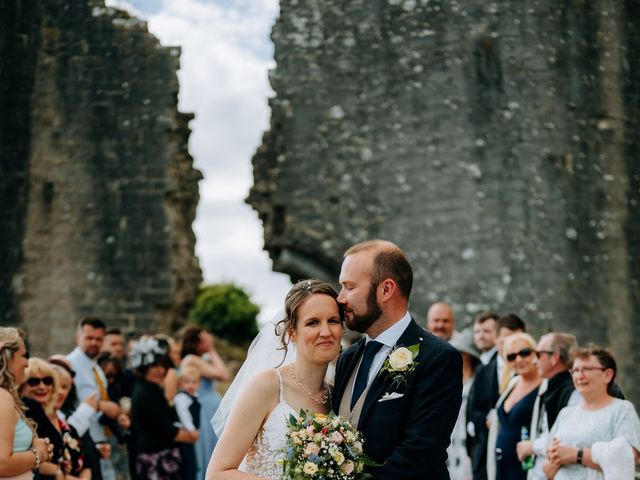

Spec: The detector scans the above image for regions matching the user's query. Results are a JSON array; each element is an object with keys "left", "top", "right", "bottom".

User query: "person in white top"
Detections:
[{"left": 543, "top": 345, "right": 640, "bottom": 479}]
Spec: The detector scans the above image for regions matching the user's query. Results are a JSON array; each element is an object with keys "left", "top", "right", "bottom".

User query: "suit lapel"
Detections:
[
  {"left": 358, "top": 320, "right": 423, "bottom": 428},
  {"left": 333, "top": 339, "right": 366, "bottom": 410}
]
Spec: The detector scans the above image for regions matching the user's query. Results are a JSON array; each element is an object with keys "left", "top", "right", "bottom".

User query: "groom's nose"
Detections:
[{"left": 337, "top": 288, "right": 346, "bottom": 303}]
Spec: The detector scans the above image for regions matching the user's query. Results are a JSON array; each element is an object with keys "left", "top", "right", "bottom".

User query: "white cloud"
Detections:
[{"left": 107, "top": 0, "right": 291, "bottom": 323}]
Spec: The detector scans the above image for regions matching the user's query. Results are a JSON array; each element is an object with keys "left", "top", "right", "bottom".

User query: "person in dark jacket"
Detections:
[{"left": 130, "top": 336, "right": 198, "bottom": 480}]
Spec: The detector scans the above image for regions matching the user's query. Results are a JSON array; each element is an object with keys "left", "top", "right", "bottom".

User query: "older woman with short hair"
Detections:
[
  {"left": 0, "top": 327, "right": 50, "bottom": 480},
  {"left": 543, "top": 345, "right": 640, "bottom": 479}
]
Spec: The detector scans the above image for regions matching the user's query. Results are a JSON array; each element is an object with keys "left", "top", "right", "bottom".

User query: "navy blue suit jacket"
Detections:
[{"left": 332, "top": 319, "right": 462, "bottom": 479}]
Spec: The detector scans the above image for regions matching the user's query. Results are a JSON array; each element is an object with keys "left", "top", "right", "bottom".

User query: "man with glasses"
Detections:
[
  {"left": 67, "top": 317, "right": 122, "bottom": 480},
  {"left": 516, "top": 333, "right": 579, "bottom": 480}
]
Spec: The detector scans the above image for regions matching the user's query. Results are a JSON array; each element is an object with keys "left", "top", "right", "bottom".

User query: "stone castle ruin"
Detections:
[
  {"left": 247, "top": 0, "right": 640, "bottom": 402},
  {"left": 1, "top": 0, "right": 638, "bottom": 404},
  {"left": 1, "top": 0, "right": 202, "bottom": 354}
]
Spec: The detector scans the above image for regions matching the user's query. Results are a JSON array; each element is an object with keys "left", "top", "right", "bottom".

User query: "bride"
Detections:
[{"left": 205, "top": 279, "right": 344, "bottom": 479}]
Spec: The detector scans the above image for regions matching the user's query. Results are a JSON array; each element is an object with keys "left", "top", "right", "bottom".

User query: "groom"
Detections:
[{"left": 333, "top": 240, "right": 462, "bottom": 479}]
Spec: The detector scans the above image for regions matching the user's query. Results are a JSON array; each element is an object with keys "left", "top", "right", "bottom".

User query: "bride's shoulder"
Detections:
[{"left": 243, "top": 368, "right": 280, "bottom": 399}]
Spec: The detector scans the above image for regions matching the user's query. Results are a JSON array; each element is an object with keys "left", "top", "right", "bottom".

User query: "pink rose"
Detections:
[
  {"left": 341, "top": 461, "right": 355, "bottom": 475},
  {"left": 304, "top": 442, "right": 320, "bottom": 457},
  {"left": 331, "top": 431, "right": 344, "bottom": 445}
]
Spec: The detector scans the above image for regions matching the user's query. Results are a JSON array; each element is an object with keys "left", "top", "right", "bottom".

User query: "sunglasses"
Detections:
[
  {"left": 26, "top": 376, "right": 54, "bottom": 387},
  {"left": 506, "top": 348, "right": 535, "bottom": 362}
]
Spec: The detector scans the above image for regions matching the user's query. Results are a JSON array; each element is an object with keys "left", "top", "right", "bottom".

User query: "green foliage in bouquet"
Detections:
[{"left": 281, "top": 410, "right": 380, "bottom": 479}]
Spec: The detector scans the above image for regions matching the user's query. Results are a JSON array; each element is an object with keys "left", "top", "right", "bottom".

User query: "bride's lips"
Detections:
[{"left": 316, "top": 340, "right": 336, "bottom": 347}]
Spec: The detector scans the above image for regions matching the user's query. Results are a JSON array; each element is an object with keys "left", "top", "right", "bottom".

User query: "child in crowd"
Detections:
[{"left": 174, "top": 366, "right": 202, "bottom": 480}]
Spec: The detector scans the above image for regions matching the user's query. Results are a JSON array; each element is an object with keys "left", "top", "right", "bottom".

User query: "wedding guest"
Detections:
[
  {"left": 447, "top": 329, "right": 481, "bottom": 480},
  {"left": 467, "top": 314, "right": 525, "bottom": 480},
  {"left": 20, "top": 358, "right": 64, "bottom": 480},
  {"left": 473, "top": 313, "right": 499, "bottom": 365},
  {"left": 130, "top": 336, "right": 198, "bottom": 479},
  {"left": 543, "top": 346, "right": 640, "bottom": 479},
  {"left": 67, "top": 317, "right": 122, "bottom": 480},
  {"left": 487, "top": 333, "right": 541, "bottom": 480},
  {"left": 0, "top": 327, "right": 51, "bottom": 480},
  {"left": 155, "top": 334, "right": 180, "bottom": 401},
  {"left": 174, "top": 366, "right": 201, "bottom": 480},
  {"left": 516, "top": 333, "right": 579, "bottom": 479},
  {"left": 48, "top": 357, "right": 103, "bottom": 480},
  {"left": 425, "top": 302, "right": 455, "bottom": 341},
  {"left": 180, "top": 326, "right": 230, "bottom": 480},
  {"left": 101, "top": 330, "right": 125, "bottom": 361},
  {"left": 49, "top": 365, "right": 92, "bottom": 480}
]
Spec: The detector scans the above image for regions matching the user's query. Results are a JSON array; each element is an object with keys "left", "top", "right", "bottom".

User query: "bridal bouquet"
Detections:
[{"left": 281, "top": 410, "right": 377, "bottom": 479}]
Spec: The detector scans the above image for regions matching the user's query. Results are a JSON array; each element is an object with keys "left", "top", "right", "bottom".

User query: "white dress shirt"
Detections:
[
  {"left": 481, "top": 346, "right": 497, "bottom": 365},
  {"left": 351, "top": 312, "right": 412, "bottom": 395}
]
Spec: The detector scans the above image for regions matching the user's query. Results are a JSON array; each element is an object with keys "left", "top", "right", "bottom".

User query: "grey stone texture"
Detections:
[
  {"left": 248, "top": 0, "right": 640, "bottom": 403},
  {"left": 0, "top": 0, "right": 202, "bottom": 354}
]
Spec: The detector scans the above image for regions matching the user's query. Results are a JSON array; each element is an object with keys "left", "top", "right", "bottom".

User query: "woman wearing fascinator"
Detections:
[
  {"left": 129, "top": 336, "right": 199, "bottom": 479},
  {"left": 206, "top": 279, "right": 344, "bottom": 479}
]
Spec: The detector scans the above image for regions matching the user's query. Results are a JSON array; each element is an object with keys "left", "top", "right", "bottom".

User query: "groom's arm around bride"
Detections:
[{"left": 332, "top": 240, "right": 462, "bottom": 479}]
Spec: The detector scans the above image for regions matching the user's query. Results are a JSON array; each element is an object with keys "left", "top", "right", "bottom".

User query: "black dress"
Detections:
[
  {"left": 130, "top": 378, "right": 180, "bottom": 480},
  {"left": 23, "top": 397, "right": 64, "bottom": 480},
  {"left": 495, "top": 387, "right": 538, "bottom": 480}
]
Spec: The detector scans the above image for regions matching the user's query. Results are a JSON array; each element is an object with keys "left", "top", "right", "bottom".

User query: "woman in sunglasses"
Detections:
[
  {"left": 20, "top": 358, "right": 64, "bottom": 480},
  {"left": 542, "top": 345, "right": 640, "bottom": 479},
  {"left": 487, "top": 333, "right": 541, "bottom": 480},
  {"left": 0, "top": 327, "right": 51, "bottom": 480}
]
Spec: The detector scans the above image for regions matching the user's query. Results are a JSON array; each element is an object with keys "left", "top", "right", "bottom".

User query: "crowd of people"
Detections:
[
  {"left": 1, "top": 239, "right": 639, "bottom": 480},
  {"left": 0, "top": 320, "right": 229, "bottom": 480},
  {"left": 425, "top": 304, "right": 640, "bottom": 480}
]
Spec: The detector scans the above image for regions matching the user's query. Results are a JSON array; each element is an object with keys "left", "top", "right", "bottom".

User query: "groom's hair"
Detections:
[{"left": 345, "top": 240, "right": 413, "bottom": 299}]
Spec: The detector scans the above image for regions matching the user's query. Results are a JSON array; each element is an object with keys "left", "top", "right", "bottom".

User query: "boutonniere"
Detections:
[{"left": 380, "top": 342, "right": 421, "bottom": 386}]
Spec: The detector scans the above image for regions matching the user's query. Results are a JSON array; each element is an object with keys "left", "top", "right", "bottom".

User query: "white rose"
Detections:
[
  {"left": 388, "top": 347, "right": 413, "bottom": 371},
  {"left": 303, "top": 462, "right": 318, "bottom": 475}
]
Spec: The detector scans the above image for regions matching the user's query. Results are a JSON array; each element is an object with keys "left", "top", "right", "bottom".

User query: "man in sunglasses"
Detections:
[
  {"left": 67, "top": 317, "right": 122, "bottom": 480},
  {"left": 515, "top": 333, "right": 579, "bottom": 480}
]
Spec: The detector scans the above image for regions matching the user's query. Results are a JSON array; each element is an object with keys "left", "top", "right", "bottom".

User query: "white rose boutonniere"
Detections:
[{"left": 381, "top": 343, "right": 420, "bottom": 386}]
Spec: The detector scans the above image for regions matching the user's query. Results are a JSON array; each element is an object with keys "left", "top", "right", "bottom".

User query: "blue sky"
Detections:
[{"left": 106, "top": 0, "right": 291, "bottom": 324}]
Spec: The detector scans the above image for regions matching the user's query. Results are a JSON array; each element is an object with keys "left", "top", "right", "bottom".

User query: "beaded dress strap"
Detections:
[{"left": 274, "top": 369, "right": 285, "bottom": 403}]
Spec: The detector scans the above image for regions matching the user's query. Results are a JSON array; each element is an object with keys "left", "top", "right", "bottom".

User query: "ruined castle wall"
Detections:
[
  {"left": 249, "top": 0, "right": 640, "bottom": 401},
  {"left": 0, "top": 0, "right": 202, "bottom": 354}
]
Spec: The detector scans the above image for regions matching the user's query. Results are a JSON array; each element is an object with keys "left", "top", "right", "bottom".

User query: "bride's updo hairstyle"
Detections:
[{"left": 275, "top": 279, "right": 343, "bottom": 364}]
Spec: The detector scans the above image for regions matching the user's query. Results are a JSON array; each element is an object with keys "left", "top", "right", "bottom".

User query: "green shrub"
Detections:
[{"left": 190, "top": 283, "right": 260, "bottom": 344}]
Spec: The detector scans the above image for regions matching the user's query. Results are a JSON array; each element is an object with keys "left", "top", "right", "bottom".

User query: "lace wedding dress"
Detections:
[{"left": 240, "top": 369, "right": 296, "bottom": 479}]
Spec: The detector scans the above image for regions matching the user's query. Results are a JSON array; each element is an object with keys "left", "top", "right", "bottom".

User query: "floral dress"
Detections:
[{"left": 58, "top": 418, "right": 85, "bottom": 477}]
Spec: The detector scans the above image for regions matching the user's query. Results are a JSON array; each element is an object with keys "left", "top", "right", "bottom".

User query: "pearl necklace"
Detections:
[{"left": 288, "top": 364, "right": 330, "bottom": 406}]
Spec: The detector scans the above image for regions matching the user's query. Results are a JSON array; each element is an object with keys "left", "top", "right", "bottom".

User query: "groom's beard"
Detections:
[{"left": 346, "top": 283, "right": 383, "bottom": 333}]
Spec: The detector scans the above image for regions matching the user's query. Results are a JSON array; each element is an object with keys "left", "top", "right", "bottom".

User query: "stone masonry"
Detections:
[
  {"left": 0, "top": 0, "right": 202, "bottom": 354},
  {"left": 248, "top": 0, "right": 640, "bottom": 403}
]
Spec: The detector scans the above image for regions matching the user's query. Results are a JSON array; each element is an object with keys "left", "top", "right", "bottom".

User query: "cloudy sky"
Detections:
[{"left": 106, "top": 0, "right": 291, "bottom": 323}]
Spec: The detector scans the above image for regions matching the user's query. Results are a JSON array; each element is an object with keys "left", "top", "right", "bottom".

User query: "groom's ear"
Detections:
[{"left": 379, "top": 279, "right": 396, "bottom": 301}]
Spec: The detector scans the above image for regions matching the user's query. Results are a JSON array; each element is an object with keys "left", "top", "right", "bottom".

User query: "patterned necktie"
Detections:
[
  {"left": 351, "top": 340, "right": 383, "bottom": 409},
  {"left": 93, "top": 366, "right": 112, "bottom": 437}
]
